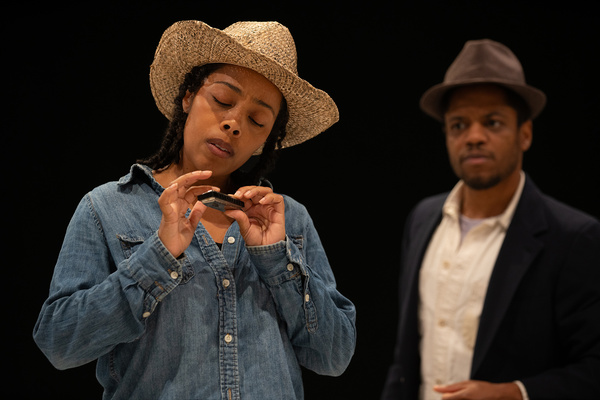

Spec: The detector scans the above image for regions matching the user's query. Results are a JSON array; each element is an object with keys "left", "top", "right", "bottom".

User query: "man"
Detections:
[{"left": 381, "top": 39, "right": 600, "bottom": 399}]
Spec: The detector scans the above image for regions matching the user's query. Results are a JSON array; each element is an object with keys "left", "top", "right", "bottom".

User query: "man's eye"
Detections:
[{"left": 450, "top": 122, "right": 465, "bottom": 131}]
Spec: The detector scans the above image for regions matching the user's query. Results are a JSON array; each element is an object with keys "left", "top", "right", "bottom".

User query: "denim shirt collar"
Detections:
[
  {"left": 117, "top": 163, "right": 274, "bottom": 192},
  {"left": 117, "top": 164, "right": 163, "bottom": 193}
]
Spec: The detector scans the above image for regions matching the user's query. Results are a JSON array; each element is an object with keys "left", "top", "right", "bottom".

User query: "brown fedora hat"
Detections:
[{"left": 420, "top": 39, "right": 546, "bottom": 122}]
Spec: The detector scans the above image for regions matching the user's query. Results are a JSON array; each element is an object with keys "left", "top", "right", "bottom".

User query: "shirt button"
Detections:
[
  {"left": 142, "top": 312, "right": 151, "bottom": 318},
  {"left": 304, "top": 294, "right": 310, "bottom": 302},
  {"left": 170, "top": 271, "right": 179, "bottom": 280},
  {"left": 224, "top": 334, "right": 233, "bottom": 343},
  {"left": 223, "top": 279, "right": 230, "bottom": 288},
  {"left": 227, "top": 236, "right": 235, "bottom": 244},
  {"left": 438, "top": 319, "right": 447, "bottom": 327},
  {"left": 286, "top": 263, "right": 294, "bottom": 271}
]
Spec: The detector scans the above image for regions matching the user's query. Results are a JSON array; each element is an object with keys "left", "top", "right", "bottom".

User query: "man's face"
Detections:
[{"left": 443, "top": 84, "right": 532, "bottom": 190}]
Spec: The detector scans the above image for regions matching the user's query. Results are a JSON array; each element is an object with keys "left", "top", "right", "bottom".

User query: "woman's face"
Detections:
[{"left": 180, "top": 64, "right": 283, "bottom": 183}]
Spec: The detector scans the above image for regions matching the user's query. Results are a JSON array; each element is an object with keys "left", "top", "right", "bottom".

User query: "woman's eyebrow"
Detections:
[
  {"left": 215, "top": 80, "right": 242, "bottom": 94},
  {"left": 214, "top": 81, "right": 276, "bottom": 117}
]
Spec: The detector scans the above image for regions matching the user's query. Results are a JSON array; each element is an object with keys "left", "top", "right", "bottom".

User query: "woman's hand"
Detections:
[
  {"left": 225, "top": 186, "right": 285, "bottom": 247},
  {"left": 157, "top": 170, "right": 216, "bottom": 258}
]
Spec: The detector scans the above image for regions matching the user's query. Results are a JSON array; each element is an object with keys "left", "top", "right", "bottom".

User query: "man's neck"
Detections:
[{"left": 460, "top": 171, "right": 522, "bottom": 219}]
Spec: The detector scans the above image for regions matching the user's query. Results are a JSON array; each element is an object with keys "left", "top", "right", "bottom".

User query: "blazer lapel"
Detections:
[
  {"left": 402, "top": 195, "right": 447, "bottom": 311},
  {"left": 403, "top": 204, "right": 445, "bottom": 305},
  {"left": 398, "top": 195, "right": 446, "bottom": 362},
  {"left": 471, "top": 178, "right": 548, "bottom": 376}
]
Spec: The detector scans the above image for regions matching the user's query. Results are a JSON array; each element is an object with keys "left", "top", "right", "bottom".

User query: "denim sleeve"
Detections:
[
  {"left": 247, "top": 219, "right": 357, "bottom": 376},
  {"left": 33, "top": 194, "right": 184, "bottom": 370}
]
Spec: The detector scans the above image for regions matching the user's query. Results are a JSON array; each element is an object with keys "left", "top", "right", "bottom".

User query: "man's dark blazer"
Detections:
[{"left": 381, "top": 176, "right": 600, "bottom": 399}]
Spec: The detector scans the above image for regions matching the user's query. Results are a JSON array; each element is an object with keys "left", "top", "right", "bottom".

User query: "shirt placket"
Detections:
[
  {"left": 433, "top": 220, "right": 463, "bottom": 386},
  {"left": 197, "top": 229, "right": 241, "bottom": 400}
]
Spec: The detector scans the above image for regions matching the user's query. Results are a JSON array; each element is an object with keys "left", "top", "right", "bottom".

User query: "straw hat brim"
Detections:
[
  {"left": 420, "top": 78, "right": 547, "bottom": 122},
  {"left": 150, "top": 20, "right": 339, "bottom": 149}
]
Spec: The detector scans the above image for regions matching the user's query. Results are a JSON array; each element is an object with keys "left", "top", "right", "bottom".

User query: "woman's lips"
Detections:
[{"left": 207, "top": 139, "right": 234, "bottom": 158}]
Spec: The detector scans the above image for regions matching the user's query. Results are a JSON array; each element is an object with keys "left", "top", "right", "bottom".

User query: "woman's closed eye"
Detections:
[
  {"left": 212, "top": 94, "right": 267, "bottom": 128},
  {"left": 249, "top": 116, "right": 264, "bottom": 128},
  {"left": 213, "top": 96, "right": 231, "bottom": 107}
]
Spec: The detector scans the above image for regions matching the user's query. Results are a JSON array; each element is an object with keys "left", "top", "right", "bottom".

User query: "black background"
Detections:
[{"left": 6, "top": 1, "right": 599, "bottom": 398}]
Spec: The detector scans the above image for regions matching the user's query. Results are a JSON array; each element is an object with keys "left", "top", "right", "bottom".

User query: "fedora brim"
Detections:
[
  {"left": 420, "top": 78, "right": 547, "bottom": 122},
  {"left": 150, "top": 20, "right": 339, "bottom": 151}
]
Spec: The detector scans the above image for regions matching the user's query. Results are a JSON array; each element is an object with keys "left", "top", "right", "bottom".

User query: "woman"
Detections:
[{"left": 34, "top": 20, "right": 356, "bottom": 400}]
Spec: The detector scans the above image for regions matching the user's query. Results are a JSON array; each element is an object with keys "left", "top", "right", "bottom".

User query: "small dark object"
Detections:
[{"left": 197, "top": 191, "right": 245, "bottom": 212}]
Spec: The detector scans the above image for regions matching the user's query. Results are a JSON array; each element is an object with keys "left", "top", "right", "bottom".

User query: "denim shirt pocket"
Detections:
[{"left": 116, "top": 233, "right": 195, "bottom": 284}]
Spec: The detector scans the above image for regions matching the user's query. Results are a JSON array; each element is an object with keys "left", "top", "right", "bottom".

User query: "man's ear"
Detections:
[{"left": 520, "top": 120, "right": 533, "bottom": 151}]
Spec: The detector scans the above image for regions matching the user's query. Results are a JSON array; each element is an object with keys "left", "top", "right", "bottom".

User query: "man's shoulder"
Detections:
[
  {"left": 412, "top": 192, "right": 448, "bottom": 216},
  {"left": 520, "top": 178, "right": 599, "bottom": 233}
]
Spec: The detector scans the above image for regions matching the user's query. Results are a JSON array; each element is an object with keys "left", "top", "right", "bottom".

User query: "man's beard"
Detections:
[{"left": 462, "top": 174, "right": 502, "bottom": 190}]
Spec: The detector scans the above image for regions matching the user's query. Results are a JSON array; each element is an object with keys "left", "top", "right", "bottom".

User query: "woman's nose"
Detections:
[{"left": 221, "top": 119, "right": 241, "bottom": 136}]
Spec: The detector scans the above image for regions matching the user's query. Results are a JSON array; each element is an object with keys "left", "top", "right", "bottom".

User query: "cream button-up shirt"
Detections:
[{"left": 418, "top": 173, "right": 525, "bottom": 400}]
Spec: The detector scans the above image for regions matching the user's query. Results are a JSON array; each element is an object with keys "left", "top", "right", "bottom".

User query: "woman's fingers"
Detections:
[
  {"left": 157, "top": 170, "right": 215, "bottom": 258},
  {"left": 170, "top": 170, "right": 213, "bottom": 188},
  {"left": 227, "top": 186, "right": 285, "bottom": 246}
]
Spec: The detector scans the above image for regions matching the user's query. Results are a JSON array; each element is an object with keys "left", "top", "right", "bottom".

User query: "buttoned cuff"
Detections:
[
  {"left": 122, "top": 232, "right": 187, "bottom": 314},
  {"left": 246, "top": 236, "right": 317, "bottom": 332},
  {"left": 246, "top": 237, "right": 303, "bottom": 285}
]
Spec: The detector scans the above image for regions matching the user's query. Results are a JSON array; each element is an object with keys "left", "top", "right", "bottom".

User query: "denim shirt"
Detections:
[{"left": 33, "top": 164, "right": 356, "bottom": 400}]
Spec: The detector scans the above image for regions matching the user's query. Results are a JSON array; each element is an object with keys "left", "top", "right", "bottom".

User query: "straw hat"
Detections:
[
  {"left": 420, "top": 39, "right": 546, "bottom": 122},
  {"left": 150, "top": 20, "right": 339, "bottom": 149}
]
